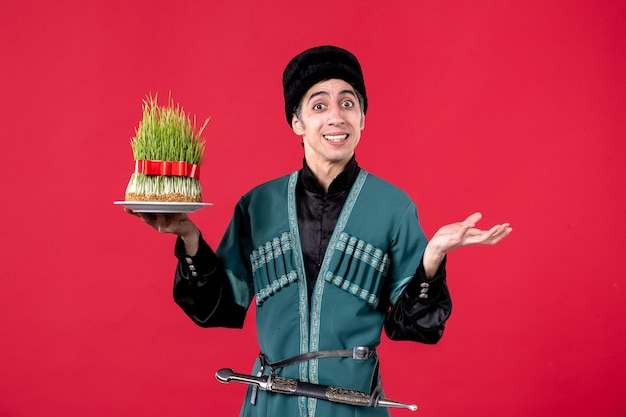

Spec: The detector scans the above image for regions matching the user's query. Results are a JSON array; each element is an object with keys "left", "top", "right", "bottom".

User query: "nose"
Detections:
[{"left": 326, "top": 104, "right": 345, "bottom": 125}]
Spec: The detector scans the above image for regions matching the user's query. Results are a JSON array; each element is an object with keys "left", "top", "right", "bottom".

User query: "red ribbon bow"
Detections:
[{"left": 134, "top": 160, "right": 200, "bottom": 179}]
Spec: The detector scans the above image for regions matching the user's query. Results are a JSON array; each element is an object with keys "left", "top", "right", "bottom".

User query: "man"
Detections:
[{"left": 129, "top": 45, "right": 511, "bottom": 417}]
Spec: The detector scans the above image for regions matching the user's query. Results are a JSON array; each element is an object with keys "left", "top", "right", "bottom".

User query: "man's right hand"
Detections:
[{"left": 125, "top": 209, "right": 200, "bottom": 256}]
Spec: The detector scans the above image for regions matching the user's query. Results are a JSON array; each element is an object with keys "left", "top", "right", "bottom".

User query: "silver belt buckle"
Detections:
[{"left": 353, "top": 346, "right": 370, "bottom": 360}]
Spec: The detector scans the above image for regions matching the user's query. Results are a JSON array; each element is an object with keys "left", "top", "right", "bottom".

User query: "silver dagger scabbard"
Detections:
[{"left": 215, "top": 368, "right": 417, "bottom": 412}]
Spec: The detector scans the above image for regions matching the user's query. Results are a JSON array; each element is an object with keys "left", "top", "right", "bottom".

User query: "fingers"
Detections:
[
  {"left": 124, "top": 208, "right": 193, "bottom": 236},
  {"left": 484, "top": 223, "right": 512, "bottom": 244},
  {"left": 153, "top": 213, "right": 180, "bottom": 233},
  {"left": 138, "top": 213, "right": 160, "bottom": 230},
  {"left": 463, "top": 212, "right": 482, "bottom": 226},
  {"left": 459, "top": 220, "right": 512, "bottom": 246},
  {"left": 454, "top": 220, "right": 476, "bottom": 242},
  {"left": 129, "top": 212, "right": 174, "bottom": 232},
  {"left": 124, "top": 208, "right": 139, "bottom": 217},
  {"left": 451, "top": 212, "right": 482, "bottom": 242}
]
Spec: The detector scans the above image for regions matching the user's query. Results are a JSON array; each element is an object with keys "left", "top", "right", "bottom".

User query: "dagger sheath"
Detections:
[
  {"left": 216, "top": 368, "right": 417, "bottom": 412},
  {"left": 271, "top": 374, "right": 371, "bottom": 406}
]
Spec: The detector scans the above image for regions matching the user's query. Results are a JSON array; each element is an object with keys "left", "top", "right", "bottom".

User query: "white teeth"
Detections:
[{"left": 324, "top": 134, "right": 348, "bottom": 141}]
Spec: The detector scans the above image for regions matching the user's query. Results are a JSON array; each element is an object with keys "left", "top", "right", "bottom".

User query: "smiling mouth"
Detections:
[{"left": 324, "top": 134, "right": 348, "bottom": 142}]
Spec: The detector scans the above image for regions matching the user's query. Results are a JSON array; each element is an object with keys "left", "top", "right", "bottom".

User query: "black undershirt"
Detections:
[{"left": 296, "top": 156, "right": 360, "bottom": 299}]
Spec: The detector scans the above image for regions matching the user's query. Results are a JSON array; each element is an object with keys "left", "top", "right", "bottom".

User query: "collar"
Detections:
[{"left": 301, "top": 155, "right": 360, "bottom": 194}]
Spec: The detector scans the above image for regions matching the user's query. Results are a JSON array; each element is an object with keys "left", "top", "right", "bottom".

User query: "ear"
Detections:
[
  {"left": 292, "top": 113, "right": 304, "bottom": 135},
  {"left": 360, "top": 114, "right": 365, "bottom": 130}
]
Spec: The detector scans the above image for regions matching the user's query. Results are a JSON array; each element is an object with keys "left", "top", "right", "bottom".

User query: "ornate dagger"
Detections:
[{"left": 215, "top": 368, "right": 418, "bottom": 411}]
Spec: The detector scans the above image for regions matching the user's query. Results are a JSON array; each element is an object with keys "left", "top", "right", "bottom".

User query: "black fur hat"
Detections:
[{"left": 282, "top": 45, "right": 367, "bottom": 126}]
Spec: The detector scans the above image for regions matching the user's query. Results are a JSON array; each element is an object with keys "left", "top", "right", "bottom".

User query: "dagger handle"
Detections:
[{"left": 216, "top": 368, "right": 266, "bottom": 389}]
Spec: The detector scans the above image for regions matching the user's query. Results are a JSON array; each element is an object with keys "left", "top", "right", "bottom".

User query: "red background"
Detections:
[{"left": 1, "top": 1, "right": 625, "bottom": 416}]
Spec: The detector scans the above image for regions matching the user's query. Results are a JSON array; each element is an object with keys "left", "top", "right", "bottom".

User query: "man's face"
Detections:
[{"left": 291, "top": 79, "right": 365, "bottom": 171}]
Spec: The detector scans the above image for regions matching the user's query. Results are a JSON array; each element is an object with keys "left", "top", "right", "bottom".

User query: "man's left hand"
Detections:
[{"left": 423, "top": 212, "right": 512, "bottom": 279}]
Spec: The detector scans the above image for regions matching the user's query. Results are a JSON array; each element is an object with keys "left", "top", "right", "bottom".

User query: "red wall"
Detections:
[{"left": 1, "top": 1, "right": 625, "bottom": 416}]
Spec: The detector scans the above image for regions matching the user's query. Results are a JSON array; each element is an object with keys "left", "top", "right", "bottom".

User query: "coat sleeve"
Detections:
[
  {"left": 172, "top": 234, "right": 247, "bottom": 328},
  {"left": 384, "top": 257, "right": 452, "bottom": 344}
]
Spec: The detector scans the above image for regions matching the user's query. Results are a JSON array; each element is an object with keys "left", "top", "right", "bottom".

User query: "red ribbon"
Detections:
[{"left": 134, "top": 160, "right": 200, "bottom": 179}]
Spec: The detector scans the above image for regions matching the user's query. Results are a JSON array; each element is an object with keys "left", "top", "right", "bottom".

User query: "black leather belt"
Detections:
[
  {"left": 259, "top": 346, "right": 377, "bottom": 370},
  {"left": 250, "top": 347, "right": 378, "bottom": 405}
]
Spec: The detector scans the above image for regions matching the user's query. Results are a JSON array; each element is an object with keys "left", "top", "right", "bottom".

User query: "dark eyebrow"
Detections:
[
  {"left": 306, "top": 89, "right": 357, "bottom": 104},
  {"left": 307, "top": 91, "right": 328, "bottom": 103}
]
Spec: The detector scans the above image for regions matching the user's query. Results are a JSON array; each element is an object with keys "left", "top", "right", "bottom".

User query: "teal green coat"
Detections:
[{"left": 216, "top": 169, "right": 428, "bottom": 417}]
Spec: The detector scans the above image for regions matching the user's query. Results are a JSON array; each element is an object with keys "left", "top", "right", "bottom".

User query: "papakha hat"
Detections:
[{"left": 282, "top": 45, "right": 367, "bottom": 126}]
